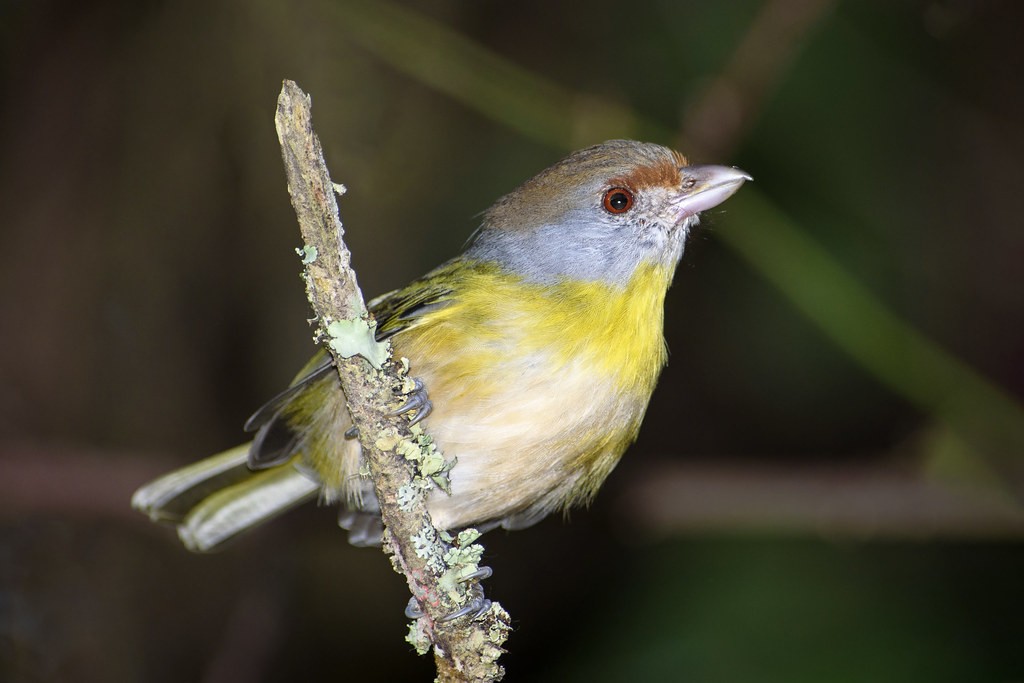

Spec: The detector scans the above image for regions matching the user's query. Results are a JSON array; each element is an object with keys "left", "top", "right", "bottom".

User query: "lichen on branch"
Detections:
[{"left": 273, "top": 79, "right": 509, "bottom": 682}]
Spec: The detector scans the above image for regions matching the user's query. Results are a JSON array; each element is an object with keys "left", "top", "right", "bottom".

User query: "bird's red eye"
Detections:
[{"left": 602, "top": 188, "right": 634, "bottom": 214}]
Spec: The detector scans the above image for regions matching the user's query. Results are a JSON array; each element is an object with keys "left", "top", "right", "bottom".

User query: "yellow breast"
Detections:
[
  {"left": 390, "top": 260, "right": 674, "bottom": 530},
  {"left": 397, "top": 260, "right": 669, "bottom": 391}
]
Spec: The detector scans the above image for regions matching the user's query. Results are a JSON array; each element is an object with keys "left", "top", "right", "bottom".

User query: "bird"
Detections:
[{"left": 132, "top": 139, "right": 750, "bottom": 553}]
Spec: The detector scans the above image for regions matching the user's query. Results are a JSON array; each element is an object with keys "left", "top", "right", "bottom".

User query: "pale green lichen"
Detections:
[
  {"left": 295, "top": 244, "right": 318, "bottom": 264},
  {"left": 395, "top": 436, "right": 422, "bottom": 460},
  {"left": 405, "top": 620, "right": 431, "bottom": 655},
  {"left": 420, "top": 450, "right": 446, "bottom": 476},
  {"left": 488, "top": 615, "right": 509, "bottom": 644},
  {"left": 397, "top": 478, "right": 432, "bottom": 512},
  {"left": 367, "top": 354, "right": 479, "bottom": 620},
  {"left": 407, "top": 424, "right": 457, "bottom": 493},
  {"left": 375, "top": 424, "right": 455, "bottom": 495},
  {"left": 411, "top": 524, "right": 436, "bottom": 560},
  {"left": 429, "top": 459, "right": 456, "bottom": 495},
  {"left": 427, "top": 555, "right": 446, "bottom": 575},
  {"left": 396, "top": 484, "right": 419, "bottom": 511},
  {"left": 325, "top": 318, "right": 389, "bottom": 369},
  {"left": 436, "top": 528, "right": 486, "bottom": 604},
  {"left": 444, "top": 542, "right": 484, "bottom": 573},
  {"left": 455, "top": 528, "right": 481, "bottom": 547},
  {"left": 374, "top": 428, "right": 400, "bottom": 451}
]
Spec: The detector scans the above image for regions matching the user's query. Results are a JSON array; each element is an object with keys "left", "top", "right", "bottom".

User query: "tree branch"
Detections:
[{"left": 273, "top": 79, "right": 509, "bottom": 681}]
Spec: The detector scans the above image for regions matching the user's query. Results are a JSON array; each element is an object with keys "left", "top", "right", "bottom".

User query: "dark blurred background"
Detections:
[{"left": 2, "top": 0, "right": 1024, "bottom": 681}]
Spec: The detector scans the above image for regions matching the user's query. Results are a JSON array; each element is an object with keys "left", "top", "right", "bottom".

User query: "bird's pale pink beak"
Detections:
[{"left": 673, "top": 165, "right": 752, "bottom": 218}]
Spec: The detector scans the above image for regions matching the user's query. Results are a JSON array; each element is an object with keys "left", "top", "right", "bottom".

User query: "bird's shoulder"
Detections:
[{"left": 369, "top": 259, "right": 469, "bottom": 340}]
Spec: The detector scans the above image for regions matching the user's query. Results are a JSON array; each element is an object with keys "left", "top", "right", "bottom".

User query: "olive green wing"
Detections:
[
  {"left": 368, "top": 259, "right": 461, "bottom": 340},
  {"left": 244, "top": 259, "right": 461, "bottom": 469}
]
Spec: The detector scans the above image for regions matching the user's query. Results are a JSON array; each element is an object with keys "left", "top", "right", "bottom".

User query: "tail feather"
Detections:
[
  {"left": 132, "top": 444, "right": 253, "bottom": 522},
  {"left": 178, "top": 466, "right": 319, "bottom": 552},
  {"left": 132, "top": 443, "right": 319, "bottom": 553}
]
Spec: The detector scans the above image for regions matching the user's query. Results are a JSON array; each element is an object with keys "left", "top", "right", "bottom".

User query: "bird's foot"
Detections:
[
  {"left": 390, "top": 378, "right": 433, "bottom": 425},
  {"left": 404, "top": 566, "right": 494, "bottom": 622},
  {"left": 440, "top": 568, "right": 493, "bottom": 622}
]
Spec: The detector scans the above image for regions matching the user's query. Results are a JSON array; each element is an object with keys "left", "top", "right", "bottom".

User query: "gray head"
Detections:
[{"left": 467, "top": 139, "right": 750, "bottom": 285}]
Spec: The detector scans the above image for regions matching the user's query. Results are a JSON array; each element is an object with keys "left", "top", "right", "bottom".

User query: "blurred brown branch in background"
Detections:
[
  {"left": 0, "top": 442, "right": 172, "bottom": 521},
  {"left": 618, "top": 458, "right": 1024, "bottom": 541},
  {"left": 679, "top": 0, "right": 836, "bottom": 159},
  {"left": 4, "top": 441, "right": 1022, "bottom": 540}
]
